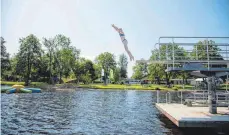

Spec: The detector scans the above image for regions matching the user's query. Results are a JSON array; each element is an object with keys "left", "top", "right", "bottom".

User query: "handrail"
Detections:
[
  {"left": 166, "top": 92, "right": 171, "bottom": 104},
  {"left": 185, "top": 91, "right": 228, "bottom": 104},
  {"left": 176, "top": 91, "right": 183, "bottom": 104},
  {"left": 226, "top": 75, "right": 228, "bottom": 93},
  {"left": 159, "top": 36, "right": 229, "bottom": 39}
]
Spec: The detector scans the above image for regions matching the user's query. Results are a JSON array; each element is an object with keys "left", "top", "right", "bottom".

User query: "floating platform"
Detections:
[{"left": 156, "top": 103, "right": 229, "bottom": 128}]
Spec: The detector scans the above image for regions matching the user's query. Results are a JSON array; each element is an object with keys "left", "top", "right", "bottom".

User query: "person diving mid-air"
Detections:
[{"left": 112, "top": 24, "right": 134, "bottom": 61}]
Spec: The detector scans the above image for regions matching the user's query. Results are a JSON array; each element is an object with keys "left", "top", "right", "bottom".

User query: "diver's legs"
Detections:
[
  {"left": 123, "top": 40, "right": 134, "bottom": 61},
  {"left": 127, "top": 50, "right": 134, "bottom": 61}
]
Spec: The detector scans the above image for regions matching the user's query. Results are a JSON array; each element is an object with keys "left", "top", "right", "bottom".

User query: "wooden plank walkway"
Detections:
[{"left": 156, "top": 103, "right": 229, "bottom": 127}]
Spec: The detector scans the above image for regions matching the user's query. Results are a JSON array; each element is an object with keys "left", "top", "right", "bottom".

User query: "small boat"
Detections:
[
  {"left": 19, "top": 88, "right": 32, "bottom": 93},
  {"left": 25, "top": 88, "right": 41, "bottom": 93},
  {"left": 6, "top": 88, "right": 16, "bottom": 94}
]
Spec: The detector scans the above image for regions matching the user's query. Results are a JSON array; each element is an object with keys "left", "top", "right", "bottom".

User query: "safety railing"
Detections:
[
  {"left": 166, "top": 92, "right": 171, "bottom": 104},
  {"left": 176, "top": 91, "right": 183, "bottom": 104},
  {"left": 157, "top": 37, "right": 229, "bottom": 70},
  {"left": 185, "top": 90, "right": 229, "bottom": 106}
]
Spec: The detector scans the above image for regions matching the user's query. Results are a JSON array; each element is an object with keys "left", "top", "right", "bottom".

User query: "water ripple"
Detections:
[{"left": 1, "top": 90, "right": 228, "bottom": 135}]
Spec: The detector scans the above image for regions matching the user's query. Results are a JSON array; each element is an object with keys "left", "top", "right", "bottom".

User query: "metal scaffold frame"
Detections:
[{"left": 139, "top": 36, "right": 229, "bottom": 114}]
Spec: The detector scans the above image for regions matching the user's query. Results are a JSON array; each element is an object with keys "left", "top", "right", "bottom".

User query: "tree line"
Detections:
[{"left": 1, "top": 35, "right": 128, "bottom": 85}]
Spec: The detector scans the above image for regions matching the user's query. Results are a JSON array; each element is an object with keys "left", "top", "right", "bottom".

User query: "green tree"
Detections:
[
  {"left": 17, "top": 34, "right": 43, "bottom": 85},
  {"left": 132, "top": 61, "right": 148, "bottom": 80},
  {"left": 68, "top": 46, "right": 81, "bottom": 84},
  {"left": 52, "top": 34, "right": 71, "bottom": 83},
  {"left": 36, "top": 54, "right": 50, "bottom": 81},
  {"left": 113, "top": 67, "right": 121, "bottom": 83},
  {"left": 191, "top": 40, "right": 222, "bottom": 60},
  {"left": 95, "top": 52, "right": 116, "bottom": 85},
  {"left": 118, "top": 54, "right": 128, "bottom": 78},
  {"left": 191, "top": 40, "right": 224, "bottom": 68},
  {"left": 81, "top": 71, "right": 92, "bottom": 84},
  {"left": 43, "top": 37, "right": 55, "bottom": 83},
  {"left": 93, "top": 64, "right": 102, "bottom": 82},
  {"left": 148, "top": 43, "right": 187, "bottom": 85},
  {"left": 1, "top": 37, "right": 11, "bottom": 79},
  {"left": 72, "top": 57, "right": 85, "bottom": 84},
  {"left": 8, "top": 55, "right": 18, "bottom": 81},
  {"left": 84, "top": 59, "right": 96, "bottom": 81}
]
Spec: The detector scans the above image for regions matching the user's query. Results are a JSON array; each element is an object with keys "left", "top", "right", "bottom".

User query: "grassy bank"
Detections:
[
  {"left": 0, "top": 81, "right": 48, "bottom": 88},
  {"left": 1, "top": 81, "right": 227, "bottom": 91},
  {"left": 78, "top": 84, "right": 194, "bottom": 91},
  {"left": 1, "top": 81, "right": 192, "bottom": 90}
]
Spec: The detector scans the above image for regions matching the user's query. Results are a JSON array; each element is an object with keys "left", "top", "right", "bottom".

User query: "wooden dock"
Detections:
[{"left": 156, "top": 103, "right": 229, "bottom": 128}]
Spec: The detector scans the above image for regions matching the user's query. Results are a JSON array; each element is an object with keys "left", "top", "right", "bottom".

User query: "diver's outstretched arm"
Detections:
[{"left": 112, "top": 24, "right": 120, "bottom": 32}]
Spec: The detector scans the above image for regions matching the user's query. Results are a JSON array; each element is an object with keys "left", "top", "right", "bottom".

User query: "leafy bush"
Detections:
[
  {"left": 172, "top": 86, "right": 179, "bottom": 90},
  {"left": 93, "top": 80, "right": 102, "bottom": 83}
]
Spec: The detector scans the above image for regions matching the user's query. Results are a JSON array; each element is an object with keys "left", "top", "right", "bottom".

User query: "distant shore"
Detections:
[
  {"left": 0, "top": 81, "right": 194, "bottom": 91},
  {"left": 1, "top": 81, "right": 227, "bottom": 91}
]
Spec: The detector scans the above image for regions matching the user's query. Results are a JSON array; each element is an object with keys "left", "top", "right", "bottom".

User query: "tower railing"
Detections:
[{"left": 137, "top": 37, "right": 229, "bottom": 71}]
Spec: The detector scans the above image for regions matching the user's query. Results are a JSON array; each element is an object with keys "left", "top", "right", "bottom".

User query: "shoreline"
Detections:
[{"left": 1, "top": 81, "right": 227, "bottom": 92}]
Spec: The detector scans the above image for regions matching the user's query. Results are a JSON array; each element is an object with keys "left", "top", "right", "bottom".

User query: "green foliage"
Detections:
[
  {"left": 17, "top": 34, "right": 43, "bottom": 85},
  {"left": 52, "top": 34, "right": 72, "bottom": 83},
  {"left": 148, "top": 43, "right": 188, "bottom": 84},
  {"left": 132, "top": 61, "right": 148, "bottom": 79},
  {"left": 118, "top": 54, "right": 128, "bottom": 78},
  {"left": 1, "top": 37, "right": 11, "bottom": 79},
  {"left": 191, "top": 40, "right": 222, "bottom": 60},
  {"left": 84, "top": 59, "right": 96, "bottom": 81},
  {"left": 43, "top": 37, "right": 55, "bottom": 82},
  {"left": 81, "top": 71, "right": 92, "bottom": 84},
  {"left": 113, "top": 67, "right": 121, "bottom": 83},
  {"left": 72, "top": 57, "right": 86, "bottom": 83},
  {"left": 95, "top": 52, "right": 116, "bottom": 85},
  {"left": 0, "top": 81, "right": 47, "bottom": 87},
  {"left": 93, "top": 64, "right": 101, "bottom": 81}
]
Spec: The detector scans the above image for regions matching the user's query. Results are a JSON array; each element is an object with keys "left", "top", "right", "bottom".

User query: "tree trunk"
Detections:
[
  {"left": 77, "top": 75, "right": 80, "bottom": 84},
  {"left": 49, "top": 52, "right": 53, "bottom": 84},
  {"left": 59, "top": 71, "right": 62, "bottom": 84},
  {"left": 104, "top": 72, "right": 107, "bottom": 85},
  {"left": 182, "top": 73, "right": 185, "bottom": 85},
  {"left": 165, "top": 72, "right": 169, "bottom": 86},
  {"left": 25, "top": 53, "right": 31, "bottom": 86}
]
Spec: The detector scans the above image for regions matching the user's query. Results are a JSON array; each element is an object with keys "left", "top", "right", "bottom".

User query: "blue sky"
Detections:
[{"left": 1, "top": 0, "right": 229, "bottom": 77}]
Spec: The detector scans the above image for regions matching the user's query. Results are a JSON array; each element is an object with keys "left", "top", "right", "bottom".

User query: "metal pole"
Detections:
[
  {"left": 181, "top": 91, "right": 183, "bottom": 104},
  {"left": 166, "top": 42, "right": 168, "bottom": 70},
  {"left": 159, "top": 36, "right": 229, "bottom": 39},
  {"left": 196, "top": 45, "right": 198, "bottom": 60},
  {"left": 206, "top": 38, "right": 210, "bottom": 70},
  {"left": 157, "top": 90, "right": 160, "bottom": 103},
  {"left": 227, "top": 74, "right": 228, "bottom": 92},
  {"left": 208, "top": 76, "right": 217, "bottom": 114},
  {"left": 226, "top": 45, "right": 228, "bottom": 60},
  {"left": 159, "top": 38, "right": 161, "bottom": 60},
  {"left": 172, "top": 38, "right": 175, "bottom": 69}
]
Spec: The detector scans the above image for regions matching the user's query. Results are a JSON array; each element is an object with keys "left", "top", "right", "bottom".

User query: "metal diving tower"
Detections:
[{"left": 137, "top": 36, "right": 229, "bottom": 114}]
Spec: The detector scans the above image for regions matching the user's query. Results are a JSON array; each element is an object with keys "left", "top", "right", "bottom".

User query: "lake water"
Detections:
[{"left": 1, "top": 89, "right": 228, "bottom": 135}]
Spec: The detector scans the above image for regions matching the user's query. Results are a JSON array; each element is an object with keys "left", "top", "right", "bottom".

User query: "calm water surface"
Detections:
[{"left": 1, "top": 89, "right": 228, "bottom": 135}]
